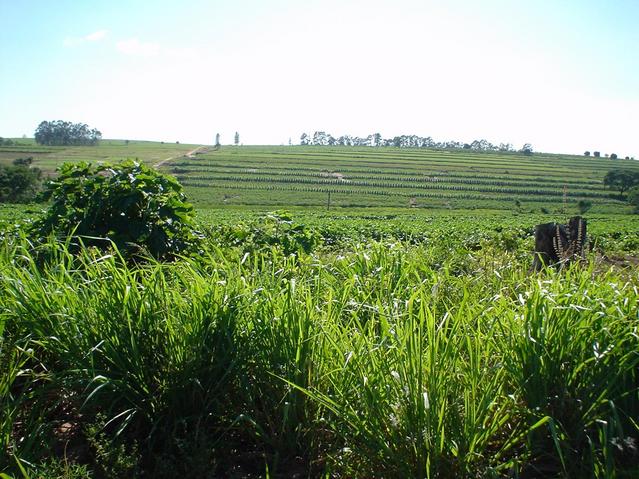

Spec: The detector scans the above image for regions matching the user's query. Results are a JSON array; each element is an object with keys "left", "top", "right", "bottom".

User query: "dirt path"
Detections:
[{"left": 154, "top": 146, "right": 207, "bottom": 169}]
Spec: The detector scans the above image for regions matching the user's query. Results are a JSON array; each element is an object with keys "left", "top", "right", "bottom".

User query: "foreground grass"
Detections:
[{"left": 1, "top": 233, "right": 638, "bottom": 477}]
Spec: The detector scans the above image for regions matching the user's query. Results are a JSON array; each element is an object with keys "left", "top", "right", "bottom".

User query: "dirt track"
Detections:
[{"left": 154, "top": 146, "right": 207, "bottom": 168}]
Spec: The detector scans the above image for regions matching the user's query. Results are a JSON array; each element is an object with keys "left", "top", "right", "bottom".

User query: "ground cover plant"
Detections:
[{"left": 1, "top": 207, "right": 639, "bottom": 478}]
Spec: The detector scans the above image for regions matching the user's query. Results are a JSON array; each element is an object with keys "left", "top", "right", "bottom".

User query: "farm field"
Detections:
[
  {"left": 1, "top": 209, "right": 639, "bottom": 477},
  {"left": 165, "top": 145, "right": 639, "bottom": 213},
  {"left": 0, "top": 139, "right": 201, "bottom": 174},
  {"left": 1, "top": 142, "right": 639, "bottom": 477},
  {"left": 3, "top": 140, "right": 639, "bottom": 213}
]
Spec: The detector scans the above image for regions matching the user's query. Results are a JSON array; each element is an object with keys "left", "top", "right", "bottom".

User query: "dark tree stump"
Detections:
[{"left": 532, "top": 216, "right": 587, "bottom": 270}]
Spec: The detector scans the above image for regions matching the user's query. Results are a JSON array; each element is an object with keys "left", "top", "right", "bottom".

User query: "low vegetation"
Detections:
[{"left": 2, "top": 205, "right": 639, "bottom": 477}]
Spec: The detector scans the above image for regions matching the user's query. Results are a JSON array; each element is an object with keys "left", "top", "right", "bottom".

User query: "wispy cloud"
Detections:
[
  {"left": 116, "top": 38, "right": 161, "bottom": 56},
  {"left": 115, "top": 38, "right": 198, "bottom": 59},
  {"left": 63, "top": 29, "right": 108, "bottom": 47},
  {"left": 85, "top": 30, "right": 108, "bottom": 42}
]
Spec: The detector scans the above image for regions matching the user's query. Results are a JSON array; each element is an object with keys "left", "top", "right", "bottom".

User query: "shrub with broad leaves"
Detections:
[{"left": 30, "top": 160, "right": 201, "bottom": 260}]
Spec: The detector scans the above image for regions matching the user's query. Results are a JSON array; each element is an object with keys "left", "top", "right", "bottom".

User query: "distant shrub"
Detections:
[
  {"left": 0, "top": 163, "right": 43, "bottom": 203},
  {"left": 30, "top": 160, "right": 201, "bottom": 260},
  {"left": 577, "top": 200, "right": 592, "bottom": 214},
  {"left": 584, "top": 151, "right": 590, "bottom": 156},
  {"left": 593, "top": 151, "right": 601, "bottom": 158},
  {"left": 12, "top": 157, "right": 33, "bottom": 166},
  {"left": 610, "top": 153, "right": 618, "bottom": 159}
]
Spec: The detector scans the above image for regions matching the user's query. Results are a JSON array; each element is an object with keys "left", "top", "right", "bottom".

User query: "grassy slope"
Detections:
[
  {"left": 165, "top": 146, "right": 639, "bottom": 213},
  {"left": 0, "top": 139, "right": 201, "bottom": 174},
  {"left": 2, "top": 140, "right": 638, "bottom": 213}
]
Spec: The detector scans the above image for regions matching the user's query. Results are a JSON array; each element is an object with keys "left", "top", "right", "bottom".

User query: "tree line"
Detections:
[
  {"left": 34, "top": 120, "right": 102, "bottom": 146},
  {"left": 299, "top": 131, "right": 533, "bottom": 154}
]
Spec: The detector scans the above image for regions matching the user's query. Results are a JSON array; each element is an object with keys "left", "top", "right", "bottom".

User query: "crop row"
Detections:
[
  {"left": 172, "top": 161, "right": 604, "bottom": 186},
  {"left": 175, "top": 167, "right": 607, "bottom": 192},
  {"left": 192, "top": 154, "right": 608, "bottom": 181},
  {"left": 178, "top": 174, "right": 613, "bottom": 199},
  {"left": 181, "top": 180, "right": 615, "bottom": 203},
  {"left": 201, "top": 149, "right": 632, "bottom": 174}
]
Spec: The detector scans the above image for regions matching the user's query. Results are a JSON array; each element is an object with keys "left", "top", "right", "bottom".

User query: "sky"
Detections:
[{"left": 0, "top": 0, "right": 638, "bottom": 156}]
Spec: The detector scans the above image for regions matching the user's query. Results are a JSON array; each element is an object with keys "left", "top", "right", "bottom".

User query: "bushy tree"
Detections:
[
  {"left": 30, "top": 160, "right": 201, "bottom": 260},
  {"left": 520, "top": 143, "right": 533, "bottom": 155},
  {"left": 603, "top": 169, "right": 639, "bottom": 198},
  {"left": 0, "top": 162, "right": 42, "bottom": 202},
  {"left": 584, "top": 151, "right": 590, "bottom": 156},
  {"left": 34, "top": 120, "right": 102, "bottom": 146},
  {"left": 593, "top": 151, "right": 601, "bottom": 158}
]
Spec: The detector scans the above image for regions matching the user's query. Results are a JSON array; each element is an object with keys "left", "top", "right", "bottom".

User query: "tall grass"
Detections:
[{"left": 1, "top": 233, "right": 638, "bottom": 477}]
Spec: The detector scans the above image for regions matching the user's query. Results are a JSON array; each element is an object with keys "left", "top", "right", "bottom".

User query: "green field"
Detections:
[
  {"left": 2, "top": 140, "right": 639, "bottom": 213},
  {"left": 0, "top": 139, "right": 201, "bottom": 174},
  {"left": 164, "top": 146, "right": 639, "bottom": 213},
  {"left": 1, "top": 141, "right": 639, "bottom": 477}
]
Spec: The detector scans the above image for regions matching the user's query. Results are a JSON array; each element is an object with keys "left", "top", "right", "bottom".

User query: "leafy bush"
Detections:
[
  {"left": 0, "top": 163, "right": 42, "bottom": 203},
  {"left": 211, "top": 210, "right": 321, "bottom": 254},
  {"left": 30, "top": 160, "right": 201, "bottom": 259}
]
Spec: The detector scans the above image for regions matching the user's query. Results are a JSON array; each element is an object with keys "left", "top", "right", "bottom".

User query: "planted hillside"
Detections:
[{"left": 163, "top": 146, "right": 639, "bottom": 212}]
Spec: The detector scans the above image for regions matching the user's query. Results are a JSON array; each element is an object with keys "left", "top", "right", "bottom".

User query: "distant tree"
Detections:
[
  {"left": 603, "top": 169, "right": 639, "bottom": 198},
  {"left": 234, "top": 132, "right": 240, "bottom": 146},
  {"left": 498, "top": 143, "right": 514, "bottom": 152},
  {"left": 125, "top": 139, "right": 130, "bottom": 146},
  {"left": 625, "top": 156, "right": 630, "bottom": 160},
  {"left": 605, "top": 153, "right": 609, "bottom": 158},
  {"left": 593, "top": 151, "right": 601, "bottom": 158},
  {"left": 288, "top": 137, "right": 292, "bottom": 146},
  {"left": 373, "top": 133, "right": 382, "bottom": 147},
  {"left": 610, "top": 153, "right": 618, "bottom": 159},
  {"left": 584, "top": 151, "right": 590, "bottom": 156},
  {"left": 34, "top": 120, "right": 102, "bottom": 146},
  {"left": 520, "top": 143, "right": 533, "bottom": 155},
  {"left": 300, "top": 133, "right": 309, "bottom": 146},
  {"left": 215, "top": 133, "right": 220, "bottom": 147}
]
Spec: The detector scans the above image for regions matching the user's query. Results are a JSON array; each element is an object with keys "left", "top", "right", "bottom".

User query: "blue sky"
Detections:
[{"left": 1, "top": 0, "right": 637, "bottom": 156}]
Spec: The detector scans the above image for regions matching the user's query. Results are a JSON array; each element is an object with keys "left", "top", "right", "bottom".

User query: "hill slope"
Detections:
[
  {"left": 164, "top": 146, "right": 639, "bottom": 212},
  {"left": 2, "top": 141, "right": 638, "bottom": 212}
]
